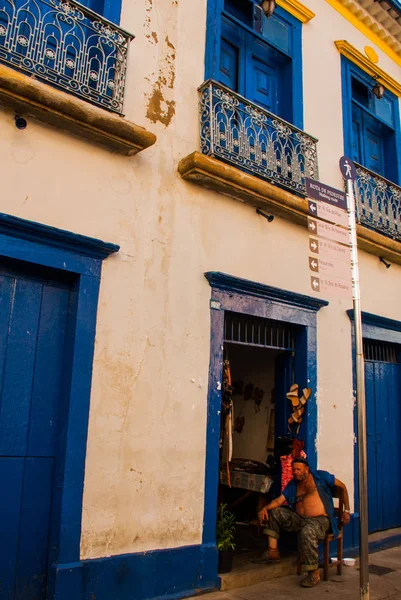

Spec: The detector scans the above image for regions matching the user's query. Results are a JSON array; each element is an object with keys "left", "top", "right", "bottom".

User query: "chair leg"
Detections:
[
  {"left": 337, "top": 536, "right": 343, "bottom": 576},
  {"left": 323, "top": 537, "right": 329, "bottom": 581}
]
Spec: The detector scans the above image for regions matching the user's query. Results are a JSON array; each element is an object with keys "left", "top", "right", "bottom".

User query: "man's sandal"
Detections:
[{"left": 300, "top": 570, "right": 321, "bottom": 587}]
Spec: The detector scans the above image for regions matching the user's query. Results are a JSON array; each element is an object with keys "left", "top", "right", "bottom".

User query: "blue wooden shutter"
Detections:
[
  {"left": 363, "top": 114, "right": 385, "bottom": 176},
  {"left": 351, "top": 105, "right": 363, "bottom": 164},
  {"left": 246, "top": 35, "right": 279, "bottom": 114},
  {"left": 219, "top": 17, "right": 245, "bottom": 93}
]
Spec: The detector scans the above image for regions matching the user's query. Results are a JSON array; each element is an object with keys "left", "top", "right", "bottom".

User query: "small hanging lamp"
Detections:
[
  {"left": 371, "top": 76, "right": 385, "bottom": 100},
  {"left": 260, "top": 0, "right": 276, "bottom": 18}
]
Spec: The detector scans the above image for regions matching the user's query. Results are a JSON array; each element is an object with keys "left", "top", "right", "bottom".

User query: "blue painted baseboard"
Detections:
[{"left": 52, "top": 543, "right": 220, "bottom": 600}]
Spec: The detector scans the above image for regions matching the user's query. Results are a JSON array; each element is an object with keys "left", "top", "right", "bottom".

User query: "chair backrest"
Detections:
[{"left": 331, "top": 485, "right": 345, "bottom": 530}]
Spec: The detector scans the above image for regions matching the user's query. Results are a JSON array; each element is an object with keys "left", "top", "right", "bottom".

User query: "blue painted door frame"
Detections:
[
  {"left": 347, "top": 311, "right": 401, "bottom": 542},
  {"left": 202, "top": 272, "right": 328, "bottom": 550},
  {"left": 0, "top": 213, "right": 118, "bottom": 600}
]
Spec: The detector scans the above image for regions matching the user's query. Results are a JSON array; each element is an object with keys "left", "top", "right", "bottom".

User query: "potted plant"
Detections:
[{"left": 216, "top": 503, "right": 236, "bottom": 573}]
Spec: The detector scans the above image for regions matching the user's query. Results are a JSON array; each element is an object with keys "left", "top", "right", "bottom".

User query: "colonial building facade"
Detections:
[{"left": 0, "top": 0, "right": 401, "bottom": 599}]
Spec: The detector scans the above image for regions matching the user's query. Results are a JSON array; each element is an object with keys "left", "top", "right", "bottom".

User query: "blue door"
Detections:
[
  {"left": 0, "top": 263, "right": 70, "bottom": 600},
  {"left": 365, "top": 347, "right": 401, "bottom": 533}
]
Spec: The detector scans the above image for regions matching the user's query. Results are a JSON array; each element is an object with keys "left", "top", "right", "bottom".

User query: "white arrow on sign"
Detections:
[
  {"left": 308, "top": 217, "right": 350, "bottom": 246},
  {"left": 312, "top": 278, "right": 319, "bottom": 289},
  {"left": 310, "top": 239, "right": 318, "bottom": 251},
  {"left": 311, "top": 260, "right": 318, "bottom": 269},
  {"left": 309, "top": 202, "right": 317, "bottom": 213}
]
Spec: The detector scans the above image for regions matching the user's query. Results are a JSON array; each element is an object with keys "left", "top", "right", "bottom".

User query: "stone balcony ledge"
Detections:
[
  {"left": 178, "top": 151, "right": 401, "bottom": 266},
  {"left": 0, "top": 64, "right": 156, "bottom": 155}
]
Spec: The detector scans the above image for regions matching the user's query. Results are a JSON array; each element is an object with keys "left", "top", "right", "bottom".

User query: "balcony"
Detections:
[
  {"left": 0, "top": 0, "right": 133, "bottom": 114},
  {"left": 355, "top": 163, "right": 401, "bottom": 242},
  {"left": 199, "top": 80, "right": 319, "bottom": 196}
]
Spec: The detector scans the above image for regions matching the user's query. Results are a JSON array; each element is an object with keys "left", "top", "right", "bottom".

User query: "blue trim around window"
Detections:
[
  {"left": 340, "top": 56, "right": 401, "bottom": 184},
  {"left": 0, "top": 213, "right": 119, "bottom": 600},
  {"left": 202, "top": 272, "right": 328, "bottom": 549},
  {"left": 205, "top": 0, "right": 304, "bottom": 129}
]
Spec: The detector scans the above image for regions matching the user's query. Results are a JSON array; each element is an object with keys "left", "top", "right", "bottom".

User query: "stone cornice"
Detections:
[
  {"left": 327, "top": 0, "right": 401, "bottom": 68},
  {"left": 0, "top": 63, "right": 156, "bottom": 155},
  {"left": 178, "top": 151, "right": 401, "bottom": 265},
  {"left": 205, "top": 272, "right": 328, "bottom": 311},
  {"left": 335, "top": 41, "right": 401, "bottom": 96}
]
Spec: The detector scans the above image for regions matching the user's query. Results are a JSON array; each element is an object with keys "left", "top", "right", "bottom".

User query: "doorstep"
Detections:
[{"left": 220, "top": 553, "right": 297, "bottom": 591}]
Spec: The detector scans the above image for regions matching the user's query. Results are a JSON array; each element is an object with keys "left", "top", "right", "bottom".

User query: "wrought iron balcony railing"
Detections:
[
  {"left": 355, "top": 163, "right": 401, "bottom": 241},
  {"left": 0, "top": 0, "right": 133, "bottom": 114},
  {"left": 199, "top": 80, "right": 319, "bottom": 195}
]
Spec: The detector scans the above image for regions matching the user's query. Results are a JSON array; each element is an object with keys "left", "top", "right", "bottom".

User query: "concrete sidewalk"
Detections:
[{"left": 203, "top": 545, "right": 401, "bottom": 600}]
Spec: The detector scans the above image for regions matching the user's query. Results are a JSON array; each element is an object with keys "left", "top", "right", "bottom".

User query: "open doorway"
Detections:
[{"left": 218, "top": 311, "right": 306, "bottom": 568}]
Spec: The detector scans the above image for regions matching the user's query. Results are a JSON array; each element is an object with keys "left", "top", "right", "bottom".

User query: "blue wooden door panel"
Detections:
[
  {"left": 351, "top": 106, "right": 363, "bottom": 164},
  {"left": 0, "top": 277, "right": 42, "bottom": 456},
  {"left": 0, "top": 267, "right": 69, "bottom": 600},
  {"left": 246, "top": 37, "right": 279, "bottom": 114},
  {"left": 220, "top": 38, "right": 239, "bottom": 92},
  {"left": 364, "top": 116, "right": 385, "bottom": 176},
  {"left": 80, "top": 0, "right": 104, "bottom": 13},
  {"left": 15, "top": 458, "right": 55, "bottom": 600},
  {"left": 27, "top": 285, "right": 69, "bottom": 457},
  {"left": 0, "top": 458, "right": 24, "bottom": 600},
  {"left": 365, "top": 357, "right": 401, "bottom": 533},
  {"left": 380, "top": 363, "right": 401, "bottom": 529},
  {"left": 219, "top": 17, "right": 245, "bottom": 93},
  {"left": 365, "top": 362, "right": 379, "bottom": 533}
]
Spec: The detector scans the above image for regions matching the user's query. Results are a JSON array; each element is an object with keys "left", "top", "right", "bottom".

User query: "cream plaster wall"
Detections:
[{"left": 0, "top": 0, "right": 400, "bottom": 560}]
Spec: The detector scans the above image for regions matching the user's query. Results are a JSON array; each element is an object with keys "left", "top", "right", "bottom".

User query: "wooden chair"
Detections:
[{"left": 297, "top": 485, "right": 344, "bottom": 581}]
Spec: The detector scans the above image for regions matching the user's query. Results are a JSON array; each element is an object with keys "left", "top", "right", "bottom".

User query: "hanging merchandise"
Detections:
[
  {"left": 222, "top": 359, "right": 234, "bottom": 486},
  {"left": 286, "top": 384, "right": 312, "bottom": 434},
  {"left": 280, "top": 450, "right": 307, "bottom": 492}
]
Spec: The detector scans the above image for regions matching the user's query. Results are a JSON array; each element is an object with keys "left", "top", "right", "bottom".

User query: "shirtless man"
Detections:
[{"left": 257, "top": 457, "right": 351, "bottom": 588}]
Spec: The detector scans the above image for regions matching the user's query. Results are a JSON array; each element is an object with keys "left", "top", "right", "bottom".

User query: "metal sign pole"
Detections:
[{"left": 345, "top": 173, "right": 370, "bottom": 600}]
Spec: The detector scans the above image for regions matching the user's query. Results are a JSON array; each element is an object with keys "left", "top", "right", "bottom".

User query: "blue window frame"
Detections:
[
  {"left": 205, "top": 0, "right": 304, "bottom": 128},
  {"left": 341, "top": 58, "right": 401, "bottom": 184}
]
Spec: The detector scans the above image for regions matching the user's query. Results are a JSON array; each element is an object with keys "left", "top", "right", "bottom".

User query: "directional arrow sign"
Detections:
[
  {"left": 308, "top": 218, "right": 350, "bottom": 246},
  {"left": 309, "top": 256, "right": 351, "bottom": 280},
  {"left": 308, "top": 200, "right": 348, "bottom": 228},
  {"left": 306, "top": 178, "right": 347, "bottom": 211},
  {"left": 310, "top": 275, "right": 352, "bottom": 298},
  {"left": 309, "top": 237, "right": 351, "bottom": 263}
]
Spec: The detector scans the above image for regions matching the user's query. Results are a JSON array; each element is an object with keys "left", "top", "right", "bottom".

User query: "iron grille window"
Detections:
[
  {"left": 224, "top": 312, "right": 295, "bottom": 351},
  {"left": 363, "top": 340, "right": 399, "bottom": 363}
]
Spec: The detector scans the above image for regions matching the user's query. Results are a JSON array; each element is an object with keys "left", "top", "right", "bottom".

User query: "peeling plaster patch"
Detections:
[
  {"left": 146, "top": 36, "right": 176, "bottom": 126},
  {"left": 146, "top": 83, "right": 175, "bottom": 126}
]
